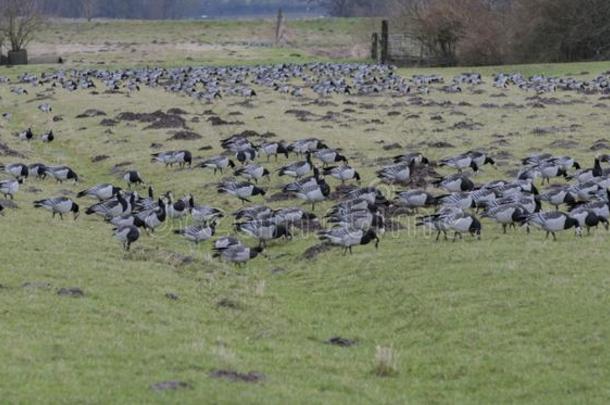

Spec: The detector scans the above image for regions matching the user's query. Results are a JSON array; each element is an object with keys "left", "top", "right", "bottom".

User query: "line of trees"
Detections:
[{"left": 392, "top": 0, "right": 610, "bottom": 65}]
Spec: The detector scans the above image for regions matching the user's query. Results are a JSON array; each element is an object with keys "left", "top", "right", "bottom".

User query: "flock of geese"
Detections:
[
  {"left": 3, "top": 131, "right": 610, "bottom": 263},
  {"left": 2, "top": 64, "right": 610, "bottom": 100},
  {"left": 2, "top": 64, "right": 610, "bottom": 265}
]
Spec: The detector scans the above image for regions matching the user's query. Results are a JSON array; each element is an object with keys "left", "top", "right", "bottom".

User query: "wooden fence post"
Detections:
[
  {"left": 371, "top": 33, "right": 379, "bottom": 61},
  {"left": 275, "top": 8, "right": 285, "bottom": 45},
  {"left": 380, "top": 20, "right": 389, "bottom": 65}
]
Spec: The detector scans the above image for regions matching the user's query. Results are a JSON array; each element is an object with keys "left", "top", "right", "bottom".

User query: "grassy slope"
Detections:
[{"left": 2, "top": 19, "right": 610, "bottom": 404}]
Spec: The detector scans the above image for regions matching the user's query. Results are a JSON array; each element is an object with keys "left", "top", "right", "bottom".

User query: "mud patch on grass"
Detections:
[
  {"left": 209, "top": 370, "right": 264, "bottom": 383},
  {"left": 302, "top": 242, "right": 333, "bottom": 260}
]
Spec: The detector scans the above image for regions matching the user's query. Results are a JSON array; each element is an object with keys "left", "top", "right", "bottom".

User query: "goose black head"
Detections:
[
  {"left": 421, "top": 156, "right": 430, "bottom": 165},
  {"left": 228, "top": 160, "right": 236, "bottom": 168},
  {"left": 262, "top": 168, "right": 271, "bottom": 178},
  {"left": 470, "top": 161, "right": 479, "bottom": 172},
  {"left": 361, "top": 229, "right": 380, "bottom": 248},
  {"left": 275, "top": 224, "right": 292, "bottom": 240},
  {"left": 71, "top": 202, "right": 80, "bottom": 220},
  {"left": 593, "top": 159, "right": 602, "bottom": 176},
  {"left": 313, "top": 167, "right": 321, "bottom": 179},
  {"left": 183, "top": 151, "right": 192, "bottom": 165},
  {"left": 469, "top": 216, "right": 482, "bottom": 238},
  {"left": 335, "top": 154, "right": 348, "bottom": 163},
  {"left": 485, "top": 157, "right": 495, "bottom": 165},
  {"left": 354, "top": 171, "right": 361, "bottom": 182},
  {"left": 250, "top": 246, "right": 264, "bottom": 258},
  {"left": 558, "top": 167, "right": 569, "bottom": 178},
  {"left": 530, "top": 183, "right": 539, "bottom": 195},
  {"left": 252, "top": 186, "right": 266, "bottom": 196},
  {"left": 564, "top": 215, "right": 580, "bottom": 232},
  {"left": 573, "top": 161, "right": 581, "bottom": 170}
]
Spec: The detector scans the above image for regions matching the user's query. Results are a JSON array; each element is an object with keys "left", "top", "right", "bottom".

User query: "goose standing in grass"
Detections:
[
  {"left": 85, "top": 192, "right": 131, "bottom": 218},
  {"left": 236, "top": 221, "right": 292, "bottom": 247},
  {"left": 189, "top": 194, "right": 224, "bottom": 224},
  {"left": 217, "top": 181, "right": 266, "bottom": 204},
  {"left": 323, "top": 165, "right": 361, "bottom": 184},
  {"left": 314, "top": 149, "right": 348, "bottom": 167},
  {"left": 174, "top": 223, "right": 216, "bottom": 244},
  {"left": 18, "top": 128, "right": 33, "bottom": 141},
  {"left": 47, "top": 165, "right": 78, "bottom": 183},
  {"left": 198, "top": 156, "right": 235, "bottom": 174},
  {"left": 447, "top": 211, "right": 482, "bottom": 241},
  {"left": 536, "top": 162, "right": 568, "bottom": 184},
  {"left": 155, "top": 150, "right": 191, "bottom": 168},
  {"left": 33, "top": 197, "right": 79, "bottom": 220},
  {"left": 107, "top": 214, "right": 145, "bottom": 229},
  {"left": 278, "top": 153, "right": 313, "bottom": 178},
  {"left": 376, "top": 161, "right": 413, "bottom": 184},
  {"left": 393, "top": 152, "right": 430, "bottom": 165},
  {"left": 234, "top": 163, "right": 270, "bottom": 183},
  {"left": 113, "top": 225, "right": 140, "bottom": 251},
  {"left": 213, "top": 236, "right": 243, "bottom": 251},
  {"left": 1, "top": 163, "right": 28, "bottom": 179},
  {"left": 481, "top": 204, "right": 528, "bottom": 233},
  {"left": 77, "top": 184, "right": 122, "bottom": 201},
  {"left": 123, "top": 170, "right": 144, "bottom": 188},
  {"left": 439, "top": 153, "right": 478, "bottom": 173},
  {"left": 568, "top": 207, "right": 609, "bottom": 234},
  {"left": 467, "top": 151, "right": 495, "bottom": 170},
  {"left": 143, "top": 199, "right": 166, "bottom": 232},
  {"left": 318, "top": 228, "right": 380, "bottom": 255},
  {"left": 0, "top": 178, "right": 22, "bottom": 199},
  {"left": 213, "top": 244, "right": 264, "bottom": 266},
  {"left": 38, "top": 103, "right": 52, "bottom": 113},
  {"left": 236, "top": 147, "right": 258, "bottom": 165},
  {"left": 260, "top": 142, "right": 289, "bottom": 161},
  {"left": 28, "top": 163, "right": 48, "bottom": 179},
  {"left": 283, "top": 177, "right": 330, "bottom": 210},
  {"left": 165, "top": 192, "right": 190, "bottom": 219},
  {"left": 416, "top": 207, "right": 462, "bottom": 242},
  {"left": 41, "top": 130, "right": 54, "bottom": 143},
  {"left": 570, "top": 158, "right": 603, "bottom": 183},
  {"left": 394, "top": 190, "right": 437, "bottom": 213},
  {"left": 526, "top": 211, "right": 582, "bottom": 240},
  {"left": 432, "top": 173, "right": 475, "bottom": 192}
]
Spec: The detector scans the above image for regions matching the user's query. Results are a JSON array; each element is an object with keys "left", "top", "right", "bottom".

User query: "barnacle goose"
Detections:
[
  {"left": 198, "top": 156, "right": 236, "bottom": 174},
  {"left": 33, "top": 197, "right": 79, "bottom": 220},
  {"left": 77, "top": 184, "right": 122, "bottom": 201},
  {"left": 236, "top": 221, "right": 292, "bottom": 247},
  {"left": 0, "top": 178, "right": 23, "bottom": 199},
  {"left": 526, "top": 211, "right": 582, "bottom": 240},
  {"left": 113, "top": 225, "right": 140, "bottom": 251},
  {"left": 174, "top": 223, "right": 216, "bottom": 244},
  {"left": 318, "top": 228, "right": 380, "bottom": 255},
  {"left": 217, "top": 181, "right": 266, "bottom": 203}
]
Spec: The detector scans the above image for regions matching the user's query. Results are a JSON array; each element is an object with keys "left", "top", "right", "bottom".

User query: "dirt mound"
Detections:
[
  {"left": 302, "top": 242, "right": 333, "bottom": 260},
  {"left": 167, "top": 108, "right": 188, "bottom": 115},
  {"left": 76, "top": 109, "right": 106, "bottom": 118},
  {"left": 209, "top": 370, "right": 264, "bottom": 383},
  {"left": 100, "top": 118, "right": 118, "bottom": 127},
  {"left": 91, "top": 155, "right": 109, "bottom": 163},
  {"left": 325, "top": 336, "right": 356, "bottom": 347},
  {"left": 150, "top": 381, "right": 192, "bottom": 391},
  {"left": 207, "top": 116, "right": 243, "bottom": 126},
  {"left": 116, "top": 110, "right": 186, "bottom": 129},
  {"left": 167, "top": 131, "right": 202, "bottom": 141},
  {"left": 0, "top": 142, "right": 25, "bottom": 158}
]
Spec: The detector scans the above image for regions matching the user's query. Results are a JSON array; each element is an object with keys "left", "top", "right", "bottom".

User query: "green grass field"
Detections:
[{"left": 2, "top": 19, "right": 610, "bottom": 404}]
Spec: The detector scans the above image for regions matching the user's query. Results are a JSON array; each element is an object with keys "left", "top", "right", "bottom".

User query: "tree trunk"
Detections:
[{"left": 8, "top": 49, "right": 28, "bottom": 65}]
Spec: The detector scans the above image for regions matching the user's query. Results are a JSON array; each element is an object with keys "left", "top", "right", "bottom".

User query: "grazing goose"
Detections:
[
  {"left": 236, "top": 221, "right": 292, "bottom": 247},
  {"left": 271, "top": 207, "right": 317, "bottom": 225},
  {"left": 278, "top": 153, "right": 313, "bottom": 178},
  {"left": 448, "top": 212, "right": 482, "bottom": 241},
  {"left": 236, "top": 148, "right": 258, "bottom": 164},
  {"left": 432, "top": 173, "right": 475, "bottom": 192},
  {"left": 38, "top": 103, "right": 52, "bottom": 113},
  {"left": 213, "top": 244, "right": 264, "bottom": 266},
  {"left": 0, "top": 178, "right": 22, "bottom": 199},
  {"left": 437, "top": 192, "right": 474, "bottom": 210},
  {"left": 18, "top": 128, "right": 33, "bottom": 141},
  {"left": 47, "top": 165, "right": 78, "bottom": 183},
  {"left": 314, "top": 149, "right": 348, "bottom": 167},
  {"left": 188, "top": 195, "right": 223, "bottom": 224},
  {"left": 151, "top": 150, "right": 192, "bottom": 168},
  {"left": 467, "top": 151, "right": 495, "bottom": 170},
  {"left": 526, "top": 211, "right": 582, "bottom": 240},
  {"left": 107, "top": 214, "right": 145, "bottom": 229},
  {"left": 174, "top": 223, "right": 216, "bottom": 244},
  {"left": 1, "top": 163, "right": 28, "bottom": 179},
  {"left": 283, "top": 177, "right": 330, "bottom": 210},
  {"left": 568, "top": 189, "right": 610, "bottom": 220},
  {"left": 393, "top": 152, "right": 429, "bottom": 165},
  {"left": 41, "top": 130, "right": 54, "bottom": 143},
  {"left": 416, "top": 207, "right": 462, "bottom": 241},
  {"left": 85, "top": 193, "right": 132, "bottom": 218},
  {"left": 123, "top": 170, "right": 144, "bottom": 188},
  {"left": 234, "top": 205, "right": 273, "bottom": 221},
  {"left": 33, "top": 197, "right": 79, "bottom": 220},
  {"left": 327, "top": 209, "right": 385, "bottom": 232},
  {"left": 77, "top": 184, "right": 121, "bottom": 201},
  {"left": 28, "top": 163, "right": 48, "bottom": 179},
  {"left": 198, "top": 156, "right": 236, "bottom": 174},
  {"left": 540, "top": 188, "right": 576, "bottom": 210},
  {"left": 213, "top": 236, "right": 242, "bottom": 251},
  {"left": 537, "top": 162, "right": 568, "bottom": 184},
  {"left": 260, "top": 142, "right": 289, "bottom": 161},
  {"left": 113, "top": 225, "right": 140, "bottom": 251},
  {"left": 376, "top": 162, "right": 413, "bottom": 183},
  {"left": 481, "top": 204, "right": 528, "bottom": 233},
  {"left": 394, "top": 190, "right": 437, "bottom": 213},
  {"left": 346, "top": 187, "right": 388, "bottom": 206},
  {"left": 218, "top": 181, "right": 266, "bottom": 203},
  {"left": 439, "top": 153, "right": 478, "bottom": 173},
  {"left": 569, "top": 208, "right": 609, "bottom": 234},
  {"left": 234, "top": 163, "right": 270, "bottom": 183},
  {"left": 318, "top": 228, "right": 380, "bottom": 255},
  {"left": 323, "top": 165, "right": 361, "bottom": 184}
]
